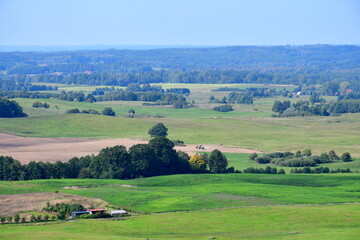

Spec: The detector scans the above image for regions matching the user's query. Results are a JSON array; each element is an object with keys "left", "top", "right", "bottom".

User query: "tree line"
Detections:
[
  {"left": 272, "top": 99, "right": 360, "bottom": 117},
  {"left": 249, "top": 150, "right": 352, "bottom": 168}
]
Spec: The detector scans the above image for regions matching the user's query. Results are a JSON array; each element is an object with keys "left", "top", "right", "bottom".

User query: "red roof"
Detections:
[{"left": 86, "top": 209, "right": 105, "bottom": 212}]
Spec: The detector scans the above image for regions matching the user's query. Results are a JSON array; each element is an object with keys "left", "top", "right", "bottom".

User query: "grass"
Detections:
[
  {"left": 223, "top": 152, "right": 360, "bottom": 172},
  {"left": 0, "top": 204, "right": 359, "bottom": 240},
  {"left": 1, "top": 111, "right": 359, "bottom": 156},
  {"left": 1, "top": 174, "right": 359, "bottom": 213}
]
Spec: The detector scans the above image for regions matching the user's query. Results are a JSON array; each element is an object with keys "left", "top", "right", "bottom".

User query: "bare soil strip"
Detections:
[
  {"left": 0, "top": 133, "right": 261, "bottom": 163},
  {"left": 0, "top": 192, "right": 108, "bottom": 216}
]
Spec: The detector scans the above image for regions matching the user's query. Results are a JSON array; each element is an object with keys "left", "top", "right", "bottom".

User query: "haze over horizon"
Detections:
[{"left": 0, "top": 0, "right": 359, "bottom": 49}]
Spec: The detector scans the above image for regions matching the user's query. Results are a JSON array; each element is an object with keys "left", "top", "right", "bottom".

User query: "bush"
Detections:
[
  {"left": 213, "top": 105, "right": 234, "bottom": 112},
  {"left": 102, "top": 107, "right": 115, "bottom": 116},
  {"left": 65, "top": 108, "right": 80, "bottom": 114}
]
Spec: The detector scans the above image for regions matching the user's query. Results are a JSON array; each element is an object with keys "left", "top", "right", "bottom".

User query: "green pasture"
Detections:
[
  {"left": 0, "top": 204, "right": 358, "bottom": 240},
  {"left": 0, "top": 110, "right": 359, "bottom": 156},
  {"left": 221, "top": 152, "right": 360, "bottom": 172},
  {"left": 1, "top": 174, "right": 359, "bottom": 213}
]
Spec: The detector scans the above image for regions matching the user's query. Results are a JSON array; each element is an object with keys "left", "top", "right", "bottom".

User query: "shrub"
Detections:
[
  {"left": 65, "top": 108, "right": 80, "bottom": 114},
  {"left": 102, "top": 107, "right": 115, "bottom": 116},
  {"left": 213, "top": 105, "right": 234, "bottom": 112}
]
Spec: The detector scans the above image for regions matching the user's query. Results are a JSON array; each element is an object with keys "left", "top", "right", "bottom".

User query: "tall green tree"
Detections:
[
  {"left": 148, "top": 123, "right": 168, "bottom": 137},
  {"left": 208, "top": 149, "right": 228, "bottom": 173}
]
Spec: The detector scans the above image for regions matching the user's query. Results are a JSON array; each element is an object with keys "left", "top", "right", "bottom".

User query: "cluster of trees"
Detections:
[
  {"left": 65, "top": 107, "right": 113, "bottom": 116},
  {"left": 43, "top": 202, "right": 84, "bottom": 219},
  {"left": 0, "top": 98, "right": 27, "bottom": 118},
  {"left": 249, "top": 150, "right": 351, "bottom": 167},
  {"left": 0, "top": 78, "right": 57, "bottom": 91},
  {"left": 212, "top": 87, "right": 292, "bottom": 98},
  {"left": 272, "top": 99, "right": 360, "bottom": 117},
  {"left": 32, "top": 101, "right": 49, "bottom": 108},
  {"left": 290, "top": 167, "right": 352, "bottom": 174},
  {"left": 213, "top": 105, "right": 234, "bottom": 112}
]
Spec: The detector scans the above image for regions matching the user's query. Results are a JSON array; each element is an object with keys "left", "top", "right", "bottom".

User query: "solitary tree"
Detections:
[
  {"left": 148, "top": 123, "right": 168, "bottom": 137},
  {"left": 128, "top": 109, "right": 136, "bottom": 118},
  {"left": 341, "top": 152, "right": 352, "bottom": 162},
  {"left": 208, "top": 149, "right": 228, "bottom": 173}
]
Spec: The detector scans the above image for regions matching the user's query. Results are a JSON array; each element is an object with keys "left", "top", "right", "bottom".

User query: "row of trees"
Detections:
[{"left": 272, "top": 99, "right": 360, "bottom": 117}]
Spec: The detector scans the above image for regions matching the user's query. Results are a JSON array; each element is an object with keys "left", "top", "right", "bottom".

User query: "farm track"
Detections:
[{"left": 0, "top": 133, "right": 261, "bottom": 163}]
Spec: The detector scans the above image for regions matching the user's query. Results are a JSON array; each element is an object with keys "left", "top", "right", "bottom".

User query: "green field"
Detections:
[
  {"left": 0, "top": 204, "right": 358, "bottom": 240},
  {"left": 1, "top": 83, "right": 359, "bottom": 239},
  {"left": 1, "top": 174, "right": 359, "bottom": 213},
  {"left": 0, "top": 174, "right": 359, "bottom": 239}
]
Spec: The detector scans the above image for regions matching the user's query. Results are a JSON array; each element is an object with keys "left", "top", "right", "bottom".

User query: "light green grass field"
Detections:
[
  {"left": 1, "top": 111, "right": 359, "bottom": 156},
  {"left": 0, "top": 204, "right": 358, "bottom": 240},
  {"left": 1, "top": 174, "right": 359, "bottom": 213}
]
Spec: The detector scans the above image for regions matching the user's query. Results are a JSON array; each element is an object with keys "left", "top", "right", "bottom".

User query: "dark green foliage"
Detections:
[
  {"left": 329, "top": 150, "right": 339, "bottom": 161},
  {"left": 43, "top": 203, "right": 85, "bottom": 215},
  {"left": 249, "top": 150, "right": 345, "bottom": 168},
  {"left": 272, "top": 100, "right": 291, "bottom": 113},
  {"left": 102, "top": 107, "right": 115, "bottom": 116},
  {"left": 6, "top": 216, "right": 13, "bottom": 223},
  {"left": 0, "top": 216, "right": 5, "bottom": 223},
  {"left": 341, "top": 152, "right": 352, "bottom": 162},
  {"left": 32, "top": 101, "right": 50, "bottom": 108},
  {"left": 291, "top": 167, "right": 351, "bottom": 174},
  {"left": 213, "top": 105, "right": 234, "bottom": 112},
  {"left": 13, "top": 214, "right": 20, "bottom": 223},
  {"left": 65, "top": 108, "right": 80, "bottom": 114},
  {"left": 248, "top": 153, "right": 258, "bottom": 161},
  {"left": 81, "top": 109, "right": 100, "bottom": 114},
  {"left": 43, "top": 214, "right": 50, "bottom": 221},
  {"left": 0, "top": 98, "right": 27, "bottom": 118},
  {"left": 30, "top": 214, "right": 36, "bottom": 223},
  {"left": 208, "top": 149, "right": 228, "bottom": 173},
  {"left": 243, "top": 166, "right": 282, "bottom": 174},
  {"left": 148, "top": 123, "right": 168, "bottom": 137}
]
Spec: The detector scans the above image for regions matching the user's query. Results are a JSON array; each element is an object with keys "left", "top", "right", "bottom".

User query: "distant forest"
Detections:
[{"left": 0, "top": 45, "right": 360, "bottom": 88}]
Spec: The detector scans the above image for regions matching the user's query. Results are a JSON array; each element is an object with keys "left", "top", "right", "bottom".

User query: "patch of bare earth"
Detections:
[
  {"left": 0, "top": 192, "right": 108, "bottom": 217},
  {"left": 0, "top": 133, "right": 261, "bottom": 164}
]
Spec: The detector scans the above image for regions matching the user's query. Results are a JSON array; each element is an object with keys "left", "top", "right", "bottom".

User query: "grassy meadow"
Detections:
[
  {"left": 0, "top": 174, "right": 359, "bottom": 239},
  {"left": 1, "top": 174, "right": 359, "bottom": 213},
  {"left": 1, "top": 83, "right": 359, "bottom": 239},
  {"left": 0, "top": 204, "right": 359, "bottom": 240},
  {"left": 1, "top": 82, "right": 360, "bottom": 156}
]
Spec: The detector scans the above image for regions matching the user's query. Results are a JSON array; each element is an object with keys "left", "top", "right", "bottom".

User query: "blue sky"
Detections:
[{"left": 0, "top": 0, "right": 359, "bottom": 46}]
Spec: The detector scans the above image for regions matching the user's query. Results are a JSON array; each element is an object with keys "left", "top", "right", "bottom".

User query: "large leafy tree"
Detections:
[
  {"left": 208, "top": 149, "right": 228, "bottom": 173},
  {"left": 148, "top": 123, "right": 168, "bottom": 137},
  {"left": 148, "top": 137, "right": 178, "bottom": 174},
  {"left": 0, "top": 98, "right": 27, "bottom": 118}
]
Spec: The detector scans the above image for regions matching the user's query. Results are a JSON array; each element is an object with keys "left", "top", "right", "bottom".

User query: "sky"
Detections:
[{"left": 0, "top": 0, "right": 359, "bottom": 46}]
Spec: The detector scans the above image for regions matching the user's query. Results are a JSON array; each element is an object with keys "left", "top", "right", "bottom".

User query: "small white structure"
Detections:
[{"left": 110, "top": 210, "right": 127, "bottom": 217}]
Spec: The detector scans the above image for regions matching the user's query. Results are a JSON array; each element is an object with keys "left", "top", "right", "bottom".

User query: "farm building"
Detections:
[
  {"left": 71, "top": 211, "right": 91, "bottom": 218},
  {"left": 110, "top": 210, "right": 127, "bottom": 217},
  {"left": 71, "top": 209, "right": 106, "bottom": 218}
]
